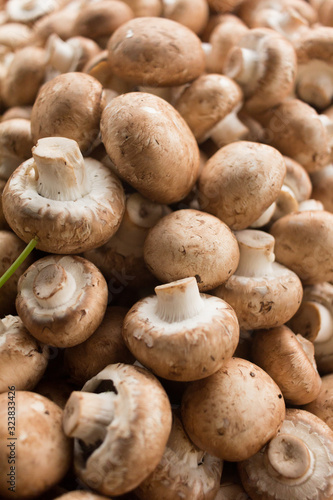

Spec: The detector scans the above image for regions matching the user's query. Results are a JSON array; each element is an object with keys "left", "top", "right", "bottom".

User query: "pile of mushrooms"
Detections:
[{"left": 2, "top": 0, "right": 333, "bottom": 498}]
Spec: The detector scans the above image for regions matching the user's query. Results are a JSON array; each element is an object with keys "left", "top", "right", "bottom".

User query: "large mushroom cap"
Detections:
[
  {"left": 0, "top": 391, "right": 72, "bottom": 499},
  {"left": 2, "top": 137, "right": 125, "bottom": 254},
  {"left": 16, "top": 254, "right": 108, "bottom": 348},
  {"left": 181, "top": 357, "right": 286, "bottom": 462},
  {"left": 101, "top": 92, "right": 200, "bottom": 204},
  {"left": 107, "top": 17, "right": 205, "bottom": 86},
  {"left": 64, "top": 363, "right": 172, "bottom": 496},
  {"left": 143, "top": 209, "right": 240, "bottom": 291}
]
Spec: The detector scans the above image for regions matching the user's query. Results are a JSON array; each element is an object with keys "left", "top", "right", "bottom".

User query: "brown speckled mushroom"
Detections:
[
  {"left": 304, "top": 373, "right": 333, "bottom": 430},
  {"left": 64, "top": 307, "right": 134, "bottom": 386},
  {"left": 223, "top": 28, "right": 297, "bottom": 114},
  {"left": 254, "top": 99, "right": 331, "bottom": 172},
  {"left": 181, "top": 357, "right": 285, "bottom": 462},
  {"left": 30, "top": 72, "right": 105, "bottom": 155},
  {"left": 174, "top": 74, "right": 242, "bottom": 143},
  {"left": 238, "top": 409, "right": 333, "bottom": 500},
  {"left": 0, "top": 315, "right": 48, "bottom": 393},
  {"left": 107, "top": 17, "right": 205, "bottom": 87},
  {"left": 63, "top": 363, "right": 172, "bottom": 497},
  {"left": 144, "top": 209, "right": 240, "bottom": 291},
  {"left": 122, "top": 277, "right": 239, "bottom": 381},
  {"left": 101, "top": 92, "right": 200, "bottom": 204},
  {"left": 214, "top": 230, "right": 303, "bottom": 330},
  {"left": 0, "top": 230, "right": 34, "bottom": 317},
  {"left": 251, "top": 325, "right": 322, "bottom": 405},
  {"left": 0, "top": 118, "right": 33, "bottom": 181},
  {"left": 16, "top": 254, "right": 108, "bottom": 348},
  {"left": 0, "top": 391, "right": 72, "bottom": 499},
  {"left": 2, "top": 137, "right": 125, "bottom": 254},
  {"left": 198, "top": 141, "right": 286, "bottom": 230},
  {"left": 270, "top": 210, "right": 333, "bottom": 284},
  {"left": 136, "top": 412, "right": 223, "bottom": 500}
]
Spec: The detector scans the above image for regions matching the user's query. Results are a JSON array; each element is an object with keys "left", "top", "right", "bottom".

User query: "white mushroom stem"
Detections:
[
  {"left": 155, "top": 277, "right": 204, "bottom": 323},
  {"left": 272, "top": 185, "right": 298, "bottom": 221},
  {"left": 63, "top": 391, "right": 116, "bottom": 445},
  {"left": 32, "top": 137, "right": 90, "bottom": 201},
  {"left": 297, "top": 63, "right": 333, "bottom": 110},
  {"left": 234, "top": 230, "right": 275, "bottom": 278},
  {"left": 298, "top": 199, "right": 324, "bottom": 212},
  {"left": 266, "top": 434, "right": 314, "bottom": 483},
  {"left": 251, "top": 202, "right": 277, "bottom": 228},
  {"left": 225, "top": 47, "right": 259, "bottom": 87},
  {"left": 33, "top": 263, "right": 77, "bottom": 309},
  {"left": 312, "top": 302, "right": 333, "bottom": 344},
  {"left": 210, "top": 109, "right": 249, "bottom": 148},
  {"left": 45, "top": 33, "right": 80, "bottom": 73}
]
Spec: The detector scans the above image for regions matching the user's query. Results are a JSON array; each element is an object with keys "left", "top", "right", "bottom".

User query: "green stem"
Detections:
[{"left": 0, "top": 238, "right": 38, "bottom": 289}]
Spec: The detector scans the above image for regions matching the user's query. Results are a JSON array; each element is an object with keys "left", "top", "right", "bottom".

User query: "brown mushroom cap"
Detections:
[
  {"left": 0, "top": 118, "right": 33, "bottom": 180},
  {"left": 54, "top": 493, "right": 110, "bottom": 500},
  {"left": 162, "top": 0, "right": 209, "bottom": 34},
  {"left": 64, "top": 363, "right": 172, "bottom": 496},
  {"left": 0, "top": 315, "right": 48, "bottom": 393},
  {"left": 214, "top": 230, "right": 303, "bottom": 330},
  {"left": 0, "top": 230, "right": 34, "bottom": 317},
  {"left": 255, "top": 99, "right": 330, "bottom": 172},
  {"left": 136, "top": 412, "right": 223, "bottom": 500},
  {"left": 64, "top": 306, "right": 134, "bottom": 385},
  {"left": 238, "top": 409, "right": 333, "bottom": 500},
  {"left": 270, "top": 210, "right": 333, "bottom": 284},
  {"left": 304, "top": 373, "right": 333, "bottom": 430},
  {"left": 208, "top": 0, "right": 246, "bottom": 13},
  {"left": 122, "top": 277, "right": 239, "bottom": 381},
  {"left": 16, "top": 255, "right": 108, "bottom": 348},
  {"left": 181, "top": 357, "right": 285, "bottom": 462},
  {"left": 143, "top": 209, "right": 240, "bottom": 291},
  {"left": 311, "top": 164, "right": 333, "bottom": 212},
  {"left": 107, "top": 17, "right": 205, "bottom": 86},
  {"left": 2, "top": 137, "right": 125, "bottom": 254},
  {"left": 101, "top": 92, "right": 200, "bottom": 204},
  {"left": 251, "top": 325, "right": 322, "bottom": 405},
  {"left": 198, "top": 141, "right": 286, "bottom": 230},
  {"left": 30, "top": 73, "right": 105, "bottom": 155},
  {"left": 0, "top": 391, "right": 72, "bottom": 499},
  {"left": 174, "top": 74, "right": 242, "bottom": 143}
]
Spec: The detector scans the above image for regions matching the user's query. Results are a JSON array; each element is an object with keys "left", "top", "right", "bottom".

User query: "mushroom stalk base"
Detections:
[
  {"left": 46, "top": 34, "right": 78, "bottom": 74},
  {"left": 234, "top": 230, "right": 275, "bottom": 278},
  {"left": 63, "top": 391, "right": 116, "bottom": 446},
  {"left": 313, "top": 302, "right": 333, "bottom": 344},
  {"left": 33, "top": 263, "right": 77, "bottom": 309},
  {"left": 155, "top": 277, "right": 204, "bottom": 323}
]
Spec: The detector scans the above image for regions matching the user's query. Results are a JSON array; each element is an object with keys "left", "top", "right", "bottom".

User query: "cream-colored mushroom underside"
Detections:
[
  {"left": 244, "top": 419, "right": 333, "bottom": 499},
  {"left": 9, "top": 157, "right": 119, "bottom": 221}
]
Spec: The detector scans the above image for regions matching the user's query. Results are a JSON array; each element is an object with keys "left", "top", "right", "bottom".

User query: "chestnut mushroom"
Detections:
[
  {"left": 143, "top": 209, "right": 240, "bottom": 291},
  {"left": 238, "top": 409, "right": 333, "bottom": 500},
  {"left": 0, "top": 391, "right": 72, "bottom": 499},
  {"left": 16, "top": 254, "right": 108, "bottom": 348},
  {"left": 122, "top": 277, "right": 239, "bottom": 381},
  {"left": 198, "top": 141, "right": 286, "bottom": 230},
  {"left": 304, "top": 373, "right": 333, "bottom": 431},
  {"left": 0, "top": 315, "right": 48, "bottom": 393},
  {"left": 213, "top": 230, "right": 303, "bottom": 330},
  {"left": 0, "top": 118, "right": 33, "bottom": 181},
  {"left": 181, "top": 357, "right": 285, "bottom": 462},
  {"left": 63, "top": 363, "right": 172, "bottom": 496},
  {"left": 101, "top": 92, "right": 200, "bottom": 204},
  {"left": 2, "top": 137, "right": 125, "bottom": 254}
]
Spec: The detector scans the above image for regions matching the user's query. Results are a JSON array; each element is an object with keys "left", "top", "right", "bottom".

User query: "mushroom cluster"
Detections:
[{"left": 1, "top": 0, "right": 333, "bottom": 498}]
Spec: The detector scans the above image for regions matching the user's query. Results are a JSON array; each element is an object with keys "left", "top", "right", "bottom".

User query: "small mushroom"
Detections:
[
  {"left": 33, "top": 5, "right": 79, "bottom": 44},
  {"left": 270, "top": 210, "right": 333, "bottom": 284},
  {"left": 1, "top": 105, "right": 32, "bottom": 121},
  {"left": 251, "top": 325, "right": 322, "bottom": 405},
  {"left": 144, "top": 209, "right": 240, "bottom": 291},
  {"left": 0, "top": 230, "right": 34, "bottom": 317},
  {"left": 16, "top": 254, "right": 108, "bottom": 348},
  {"left": 0, "top": 315, "right": 48, "bottom": 393},
  {"left": 122, "top": 277, "right": 239, "bottom": 381},
  {"left": 30, "top": 72, "right": 105, "bottom": 155},
  {"left": 64, "top": 307, "right": 134, "bottom": 386},
  {"left": 2, "top": 137, "right": 125, "bottom": 254},
  {"left": 0, "top": 118, "right": 33, "bottom": 181},
  {"left": 238, "top": 409, "right": 333, "bottom": 500},
  {"left": 223, "top": 28, "right": 297, "bottom": 114},
  {"left": 101, "top": 92, "right": 200, "bottom": 204},
  {"left": 198, "top": 141, "right": 286, "bottom": 230},
  {"left": 0, "top": 23, "right": 33, "bottom": 50},
  {"left": 0, "top": 391, "right": 72, "bottom": 499},
  {"left": 181, "top": 357, "right": 285, "bottom": 462},
  {"left": 213, "top": 230, "right": 303, "bottom": 330},
  {"left": 107, "top": 17, "right": 205, "bottom": 86},
  {"left": 63, "top": 363, "right": 172, "bottom": 496},
  {"left": 136, "top": 412, "right": 223, "bottom": 500}
]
